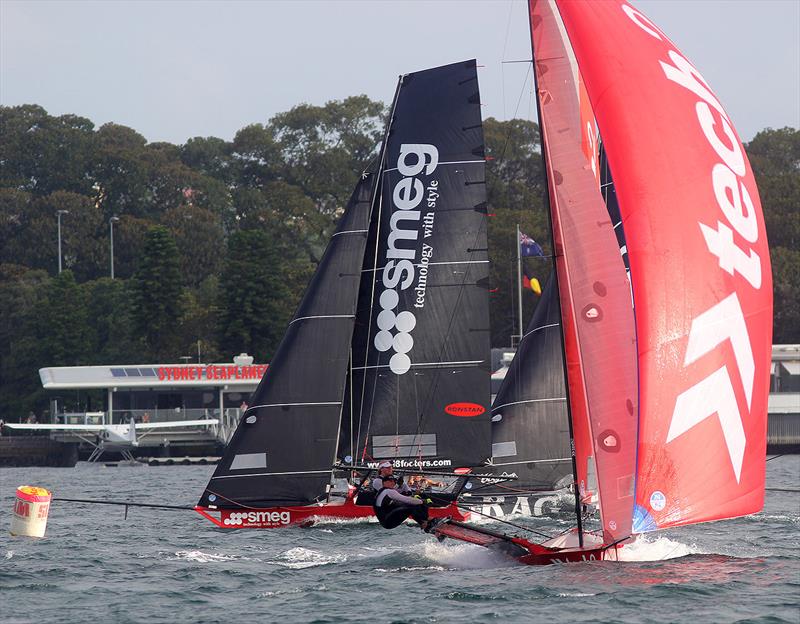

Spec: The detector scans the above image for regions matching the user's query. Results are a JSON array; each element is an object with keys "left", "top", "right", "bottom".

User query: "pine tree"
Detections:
[
  {"left": 130, "top": 226, "right": 183, "bottom": 360},
  {"left": 217, "top": 230, "right": 293, "bottom": 360}
]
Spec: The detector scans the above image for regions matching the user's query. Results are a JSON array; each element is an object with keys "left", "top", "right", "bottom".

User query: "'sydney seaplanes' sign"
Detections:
[
  {"left": 374, "top": 144, "right": 439, "bottom": 375},
  {"left": 623, "top": 5, "right": 766, "bottom": 483}
]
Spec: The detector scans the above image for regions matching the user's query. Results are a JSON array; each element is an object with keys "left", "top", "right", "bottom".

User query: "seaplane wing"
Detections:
[
  {"left": 5, "top": 423, "right": 108, "bottom": 432},
  {"left": 5, "top": 420, "right": 217, "bottom": 432},
  {"left": 135, "top": 419, "right": 218, "bottom": 430}
]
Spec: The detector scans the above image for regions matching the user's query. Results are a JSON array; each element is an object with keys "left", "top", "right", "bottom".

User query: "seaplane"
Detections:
[{"left": 5, "top": 417, "right": 219, "bottom": 463}]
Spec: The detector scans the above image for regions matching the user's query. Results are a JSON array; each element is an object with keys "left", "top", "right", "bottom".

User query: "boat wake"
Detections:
[
  {"left": 616, "top": 535, "right": 697, "bottom": 562},
  {"left": 168, "top": 550, "right": 243, "bottom": 563},
  {"left": 417, "top": 540, "right": 518, "bottom": 569},
  {"left": 268, "top": 547, "right": 347, "bottom": 569}
]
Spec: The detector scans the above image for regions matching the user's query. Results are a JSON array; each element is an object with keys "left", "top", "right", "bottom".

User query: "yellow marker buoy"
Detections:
[{"left": 10, "top": 486, "right": 52, "bottom": 538}]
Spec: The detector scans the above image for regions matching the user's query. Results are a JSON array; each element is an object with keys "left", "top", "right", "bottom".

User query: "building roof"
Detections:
[{"left": 39, "top": 362, "right": 268, "bottom": 390}]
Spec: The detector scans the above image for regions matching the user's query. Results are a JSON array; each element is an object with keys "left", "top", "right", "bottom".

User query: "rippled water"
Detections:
[{"left": 2, "top": 456, "right": 798, "bottom": 623}]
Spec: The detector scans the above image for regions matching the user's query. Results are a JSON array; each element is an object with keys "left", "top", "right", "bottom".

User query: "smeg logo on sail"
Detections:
[{"left": 374, "top": 143, "right": 439, "bottom": 375}]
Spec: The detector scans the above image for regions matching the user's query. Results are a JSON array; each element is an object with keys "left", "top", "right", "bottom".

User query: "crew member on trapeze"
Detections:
[{"left": 373, "top": 474, "right": 434, "bottom": 530}]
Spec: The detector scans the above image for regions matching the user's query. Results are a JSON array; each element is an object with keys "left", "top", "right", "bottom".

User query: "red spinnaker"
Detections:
[{"left": 554, "top": 0, "right": 772, "bottom": 531}]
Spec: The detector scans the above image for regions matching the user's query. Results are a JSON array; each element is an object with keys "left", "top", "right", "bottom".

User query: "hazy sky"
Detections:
[{"left": 2, "top": 0, "right": 798, "bottom": 145}]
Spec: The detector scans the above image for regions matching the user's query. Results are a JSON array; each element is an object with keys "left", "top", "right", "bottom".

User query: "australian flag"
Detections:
[{"left": 519, "top": 231, "right": 544, "bottom": 257}]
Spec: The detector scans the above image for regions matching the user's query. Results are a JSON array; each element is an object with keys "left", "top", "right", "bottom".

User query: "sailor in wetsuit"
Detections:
[{"left": 373, "top": 475, "right": 430, "bottom": 530}]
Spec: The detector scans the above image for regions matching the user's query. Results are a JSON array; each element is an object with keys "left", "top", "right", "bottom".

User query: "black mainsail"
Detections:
[
  {"left": 340, "top": 60, "right": 492, "bottom": 472},
  {"left": 198, "top": 173, "right": 376, "bottom": 508}
]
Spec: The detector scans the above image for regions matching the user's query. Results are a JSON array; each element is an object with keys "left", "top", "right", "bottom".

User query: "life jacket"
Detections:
[{"left": 372, "top": 486, "right": 397, "bottom": 524}]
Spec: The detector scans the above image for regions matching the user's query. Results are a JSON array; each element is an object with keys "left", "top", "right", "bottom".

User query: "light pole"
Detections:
[
  {"left": 57, "top": 210, "right": 69, "bottom": 273},
  {"left": 109, "top": 216, "right": 120, "bottom": 279}
]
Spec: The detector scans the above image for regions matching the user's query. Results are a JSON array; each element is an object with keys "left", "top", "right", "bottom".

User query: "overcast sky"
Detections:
[{"left": 2, "top": 0, "right": 798, "bottom": 145}]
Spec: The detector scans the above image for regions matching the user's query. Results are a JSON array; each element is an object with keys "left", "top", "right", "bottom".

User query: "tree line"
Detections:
[{"left": 0, "top": 102, "right": 796, "bottom": 419}]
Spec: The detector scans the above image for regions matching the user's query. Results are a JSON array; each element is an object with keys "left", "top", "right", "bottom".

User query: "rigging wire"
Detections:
[
  {"left": 427, "top": 493, "right": 552, "bottom": 539},
  {"left": 500, "top": 0, "right": 516, "bottom": 121}
]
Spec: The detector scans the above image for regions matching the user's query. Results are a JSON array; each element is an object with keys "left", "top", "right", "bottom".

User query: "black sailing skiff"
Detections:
[{"left": 196, "top": 60, "right": 497, "bottom": 529}]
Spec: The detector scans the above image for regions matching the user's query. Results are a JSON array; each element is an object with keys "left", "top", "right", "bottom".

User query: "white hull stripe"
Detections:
[
  {"left": 521, "top": 322, "right": 560, "bottom": 340},
  {"left": 332, "top": 229, "right": 368, "bottom": 237},
  {"left": 383, "top": 159, "right": 485, "bottom": 173},
  {"left": 487, "top": 458, "right": 572, "bottom": 466},
  {"left": 249, "top": 401, "right": 342, "bottom": 409},
  {"left": 491, "top": 397, "right": 566, "bottom": 412},
  {"left": 212, "top": 469, "right": 331, "bottom": 480},
  {"left": 352, "top": 359, "right": 484, "bottom": 371},
  {"left": 289, "top": 315, "right": 354, "bottom": 325}
]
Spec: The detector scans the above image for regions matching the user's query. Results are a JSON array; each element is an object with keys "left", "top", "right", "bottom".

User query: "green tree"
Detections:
[
  {"left": 0, "top": 188, "right": 33, "bottom": 265},
  {"left": 162, "top": 204, "right": 225, "bottom": 286},
  {"left": 268, "top": 96, "right": 385, "bottom": 222},
  {"left": 84, "top": 277, "right": 141, "bottom": 363},
  {"left": 769, "top": 246, "right": 800, "bottom": 344},
  {"left": 484, "top": 117, "right": 549, "bottom": 347},
  {"left": 237, "top": 180, "right": 330, "bottom": 263},
  {"left": 217, "top": 230, "right": 293, "bottom": 360},
  {"left": 746, "top": 127, "right": 800, "bottom": 343},
  {"left": 40, "top": 270, "right": 91, "bottom": 366},
  {"left": 130, "top": 226, "right": 183, "bottom": 360},
  {"left": 747, "top": 127, "right": 800, "bottom": 251},
  {"left": 91, "top": 123, "right": 150, "bottom": 219},
  {"left": 0, "top": 105, "right": 95, "bottom": 196},
  {"left": 0, "top": 265, "right": 51, "bottom": 419},
  {"left": 175, "top": 276, "right": 224, "bottom": 363},
  {"left": 181, "top": 136, "right": 235, "bottom": 183}
]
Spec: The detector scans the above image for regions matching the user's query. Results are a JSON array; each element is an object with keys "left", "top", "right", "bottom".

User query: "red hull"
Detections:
[
  {"left": 195, "top": 499, "right": 467, "bottom": 529},
  {"left": 430, "top": 520, "right": 621, "bottom": 566},
  {"left": 512, "top": 538, "right": 615, "bottom": 565}
]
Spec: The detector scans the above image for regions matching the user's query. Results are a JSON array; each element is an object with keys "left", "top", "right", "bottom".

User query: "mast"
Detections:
[
  {"left": 527, "top": 0, "right": 585, "bottom": 546},
  {"left": 515, "top": 224, "right": 523, "bottom": 344}
]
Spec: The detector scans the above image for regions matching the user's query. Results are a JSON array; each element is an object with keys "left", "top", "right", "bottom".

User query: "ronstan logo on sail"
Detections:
[
  {"left": 374, "top": 143, "right": 440, "bottom": 375},
  {"left": 445, "top": 402, "right": 487, "bottom": 417}
]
